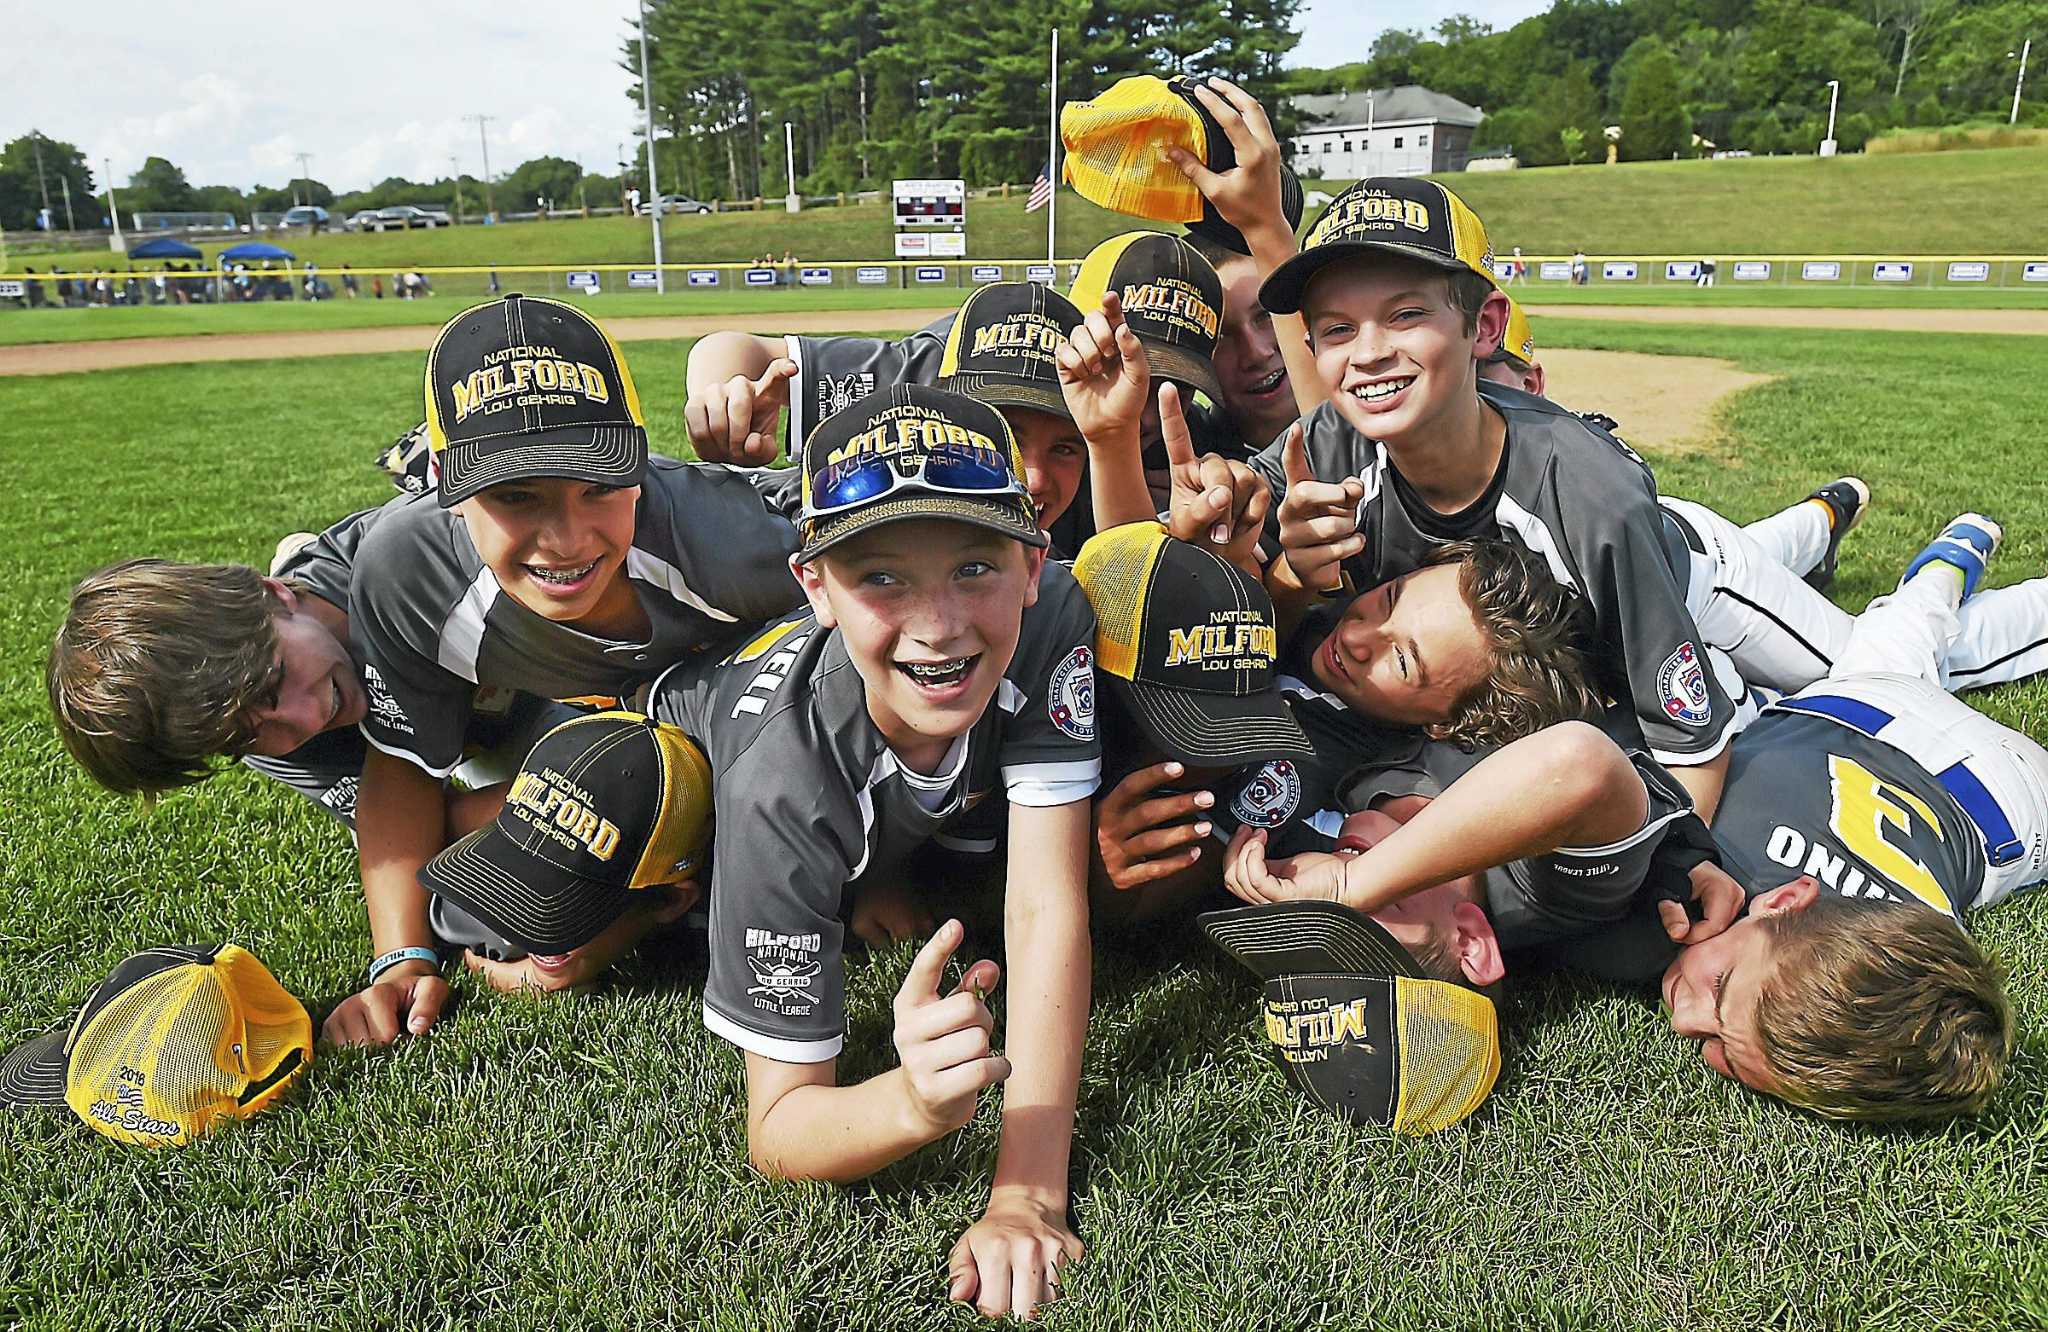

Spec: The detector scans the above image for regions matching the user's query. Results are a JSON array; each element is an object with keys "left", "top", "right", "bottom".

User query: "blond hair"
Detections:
[
  {"left": 49, "top": 560, "right": 284, "bottom": 796},
  {"left": 1753, "top": 895, "right": 2011, "bottom": 1123},
  {"left": 1424, "top": 540, "right": 1601, "bottom": 750}
]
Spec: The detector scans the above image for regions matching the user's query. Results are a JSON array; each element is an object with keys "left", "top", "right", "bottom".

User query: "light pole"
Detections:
[
  {"left": 293, "top": 152, "right": 313, "bottom": 207},
  {"left": 1820, "top": 79, "right": 1840, "bottom": 156},
  {"left": 104, "top": 158, "right": 126, "bottom": 253},
  {"left": 636, "top": 0, "right": 665, "bottom": 292},
  {"left": 784, "top": 121, "right": 800, "bottom": 214},
  {"left": 465, "top": 114, "right": 497, "bottom": 220},
  {"left": 2013, "top": 39, "right": 2033, "bottom": 126}
]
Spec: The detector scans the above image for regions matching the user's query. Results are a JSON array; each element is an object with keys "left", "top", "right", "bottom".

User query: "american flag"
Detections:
[{"left": 1026, "top": 163, "right": 1053, "bottom": 212}]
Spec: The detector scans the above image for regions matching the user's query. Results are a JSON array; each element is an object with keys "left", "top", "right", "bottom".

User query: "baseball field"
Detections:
[{"left": 2, "top": 305, "right": 2045, "bottom": 1326}]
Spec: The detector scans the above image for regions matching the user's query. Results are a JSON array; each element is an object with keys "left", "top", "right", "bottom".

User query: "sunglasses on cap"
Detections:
[{"left": 805, "top": 440, "right": 1032, "bottom": 520}]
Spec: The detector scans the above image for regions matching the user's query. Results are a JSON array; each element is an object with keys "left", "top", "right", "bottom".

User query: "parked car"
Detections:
[
  {"left": 281, "top": 205, "right": 330, "bottom": 231},
  {"left": 637, "top": 194, "right": 714, "bottom": 216},
  {"left": 342, "top": 209, "right": 383, "bottom": 231},
  {"left": 371, "top": 204, "right": 452, "bottom": 231}
]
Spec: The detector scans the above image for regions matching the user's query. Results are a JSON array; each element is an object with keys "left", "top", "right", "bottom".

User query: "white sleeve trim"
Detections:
[
  {"left": 1651, "top": 725, "right": 1735, "bottom": 769},
  {"left": 1004, "top": 757, "right": 1102, "bottom": 807},
  {"left": 783, "top": 333, "right": 808, "bottom": 453},
  {"left": 703, "top": 1002, "right": 843, "bottom": 1064},
  {"left": 1557, "top": 803, "right": 1691, "bottom": 859},
  {"left": 358, "top": 726, "right": 461, "bottom": 779}
]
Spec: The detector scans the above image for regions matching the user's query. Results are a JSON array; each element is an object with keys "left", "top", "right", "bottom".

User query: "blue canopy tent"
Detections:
[
  {"left": 217, "top": 241, "right": 298, "bottom": 302},
  {"left": 128, "top": 236, "right": 202, "bottom": 260}
]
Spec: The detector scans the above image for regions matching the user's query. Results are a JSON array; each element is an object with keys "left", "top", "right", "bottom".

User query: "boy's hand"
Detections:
[
  {"left": 948, "top": 1190, "right": 1084, "bottom": 1320},
  {"left": 1221, "top": 826, "right": 1351, "bottom": 906},
  {"left": 1056, "top": 288, "right": 1150, "bottom": 454},
  {"left": 321, "top": 959, "right": 449, "bottom": 1046},
  {"left": 1095, "top": 760, "right": 1213, "bottom": 890},
  {"left": 684, "top": 358, "right": 797, "bottom": 465},
  {"left": 461, "top": 881, "right": 698, "bottom": 995},
  {"left": 1165, "top": 77, "right": 1289, "bottom": 251},
  {"left": 1274, "top": 425, "right": 1365, "bottom": 592},
  {"left": 893, "top": 920, "right": 1010, "bottom": 1135},
  {"left": 1160, "top": 382, "right": 1270, "bottom": 575},
  {"left": 1659, "top": 861, "right": 1745, "bottom": 944}
]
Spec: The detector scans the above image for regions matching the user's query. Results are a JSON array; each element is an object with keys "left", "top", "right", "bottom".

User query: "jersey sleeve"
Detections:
[
  {"left": 347, "top": 506, "right": 475, "bottom": 776},
  {"left": 786, "top": 325, "right": 950, "bottom": 451},
  {"left": 275, "top": 505, "right": 381, "bottom": 609},
  {"left": 700, "top": 751, "right": 861, "bottom": 1063},
  {"left": 1561, "top": 474, "right": 1735, "bottom": 766},
  {"left": 645, "top": 460, "right": 805, "bottom": 622},
  {"left": 997, "top": 565, "right": 1101, "bottom": 807}
]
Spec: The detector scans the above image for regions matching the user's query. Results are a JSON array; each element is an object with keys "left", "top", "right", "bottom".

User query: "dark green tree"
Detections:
[{"left": 1619, "top": 37, "right": 1689, "bottom": 158}]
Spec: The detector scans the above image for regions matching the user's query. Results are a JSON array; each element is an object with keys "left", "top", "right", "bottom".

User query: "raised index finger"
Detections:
[
  {"left": 1158, "top": 381, "right": 1196, "bottom": 471},
  {"left": 898, "top": 918, "right": 964, "bottom": 1006}
]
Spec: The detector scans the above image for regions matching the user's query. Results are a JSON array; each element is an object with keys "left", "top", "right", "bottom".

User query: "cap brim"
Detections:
[
  {"left": 0, "top": 1029, "right": 69, "bottom": 1109},
  {"left": 437, "top": 423, "right": 648, "bottom": 507},
  {"left": 1112, "top": 676, "right": 1313, "bottom": 767},
  {"left": 1199, "top": 901, "right": 1426, "bottom": 982},
  {"left": 938, "top": 374, "right": 1076, "bottom": 426},
  {"left": 799, "top": 492, "right": 1050, "bottom": 564},
  {"left": 420, "top": 823, "right": 632, "bottom": 957},
  {"left": 1259, "top": 241, "right": 1477, "bottom": 316},
  {"left": 1141, "top": 339, "right": 1225, "bottom": 405}
]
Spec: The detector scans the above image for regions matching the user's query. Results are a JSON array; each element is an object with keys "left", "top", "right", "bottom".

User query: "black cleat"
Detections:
[{"left": 1802, "top": 476, "right": 1870, "bottom": 593}]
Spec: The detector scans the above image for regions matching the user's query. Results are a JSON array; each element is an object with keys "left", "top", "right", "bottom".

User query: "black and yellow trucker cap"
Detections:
[
  {"left": 1069, "top": 232, "right": 1224, "bottom": 402},
  {"left": 424, "top": 293, "right": 649, "bottom": 507},
  {"left": 0, "top": 944, "right": 312, "bottom": 1147},
  {"left": 1074, "top": 522, "right": 1311, "bottom": 767},
  {"left": 1260, "top": 177, "right": 1496, "bottom": 316},
  {"left": 420, "top": 711, "right": 712, "bottom": 957},
  {"left": 796, "top": 384, "right": 1048, "bottom": 563},
  {"left": 1201, "top": 901, "right": 1500, "bottom": 1135},
  {"left": 1488, "top": 296, "right": 1536, "bottom": 370},
  {"left": 937, "top": 281, "right": 1085, "bottom": 425}
]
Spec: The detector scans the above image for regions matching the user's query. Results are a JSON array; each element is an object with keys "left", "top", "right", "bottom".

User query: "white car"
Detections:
[
  {"left": 637, "top": 194, "right": 713, "bottom": 216},
  {"left": 343, "top": 209, "right": 382, "bottom": 231},
  {"left": 372, "top": 205, "right": 452, "bottom": 230}
]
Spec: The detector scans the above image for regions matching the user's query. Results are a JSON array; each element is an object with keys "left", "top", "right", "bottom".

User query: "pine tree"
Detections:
[{"left": 1620, "top": 38, "right": 1688, "bottom": 159}]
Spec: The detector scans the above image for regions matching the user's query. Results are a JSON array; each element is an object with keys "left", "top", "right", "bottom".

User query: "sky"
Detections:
[{"left": 2, "top": 0, "right": 1550, "bottom": 195}]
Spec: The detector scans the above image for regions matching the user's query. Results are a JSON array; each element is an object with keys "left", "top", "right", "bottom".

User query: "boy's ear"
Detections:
[
  {"left": 1521, "top": 360, "right": 1547, "bottom": 396},
  {"left": 260, "top": 576, "right": 299, "bottom": 615},
  {"left": 1472, "top": 288, "right": 1510, "bottom": 361},
  {"left": 1020, "top": 544, "right": 1047, "bottom": 609},
  {"left": 790, "top": 554, "right": 838, "bottom": 628},
  {"left": 1753, "top": 874, "right": 1820, "bottom": 918},
  {"left": 1450, "top": 900, "right": 1505, "bottom": 987}
]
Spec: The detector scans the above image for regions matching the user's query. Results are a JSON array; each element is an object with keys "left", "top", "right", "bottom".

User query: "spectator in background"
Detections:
[
  {"left": 1571, "top": 248, "right": 1589, "bottom": 285},
  {"left": 342, "top": 264, "right": 359, "bottom": 299},
  {"left": 23, "top": 267, "right": 46, "bottom": 308},
  {"left": 372, "top": 274, "right": 384, "bottom": 300}
]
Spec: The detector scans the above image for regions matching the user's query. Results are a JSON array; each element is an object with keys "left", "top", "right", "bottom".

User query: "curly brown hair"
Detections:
[
  {"left": 48, "top": 559, "right": 286, "bottom": 797},
  {"left": 1423, "top": 539, "right": 1601, "bottom": 750}
]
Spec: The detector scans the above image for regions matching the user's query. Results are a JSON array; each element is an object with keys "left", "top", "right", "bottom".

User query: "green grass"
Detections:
[{"left": 2, "top": 328, "right": 2047, "bottom": 1327}]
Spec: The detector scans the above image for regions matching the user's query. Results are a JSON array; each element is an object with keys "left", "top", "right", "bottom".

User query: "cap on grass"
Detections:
[{"left": 424, "top": 293, "right": 648, "bottom": 506}]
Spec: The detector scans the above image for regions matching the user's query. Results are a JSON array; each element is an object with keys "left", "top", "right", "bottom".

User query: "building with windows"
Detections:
[{"left": 1288, "top": 86, "right": 1486, "bottom": 178}]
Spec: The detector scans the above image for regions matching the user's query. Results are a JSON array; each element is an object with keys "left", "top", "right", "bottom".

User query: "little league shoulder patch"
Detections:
[
  {"left": 1658, "top": 642, "right": 1712, "bottom": 728},
  {"left": 1049, "top": 645, "right": 1097, "bottom": 742},
  {"left": 1232, "top": 759, "right": 1303, "bottom": 829},
  {"left": 362, "top": 663, "right": 415, "bottom": 736}
]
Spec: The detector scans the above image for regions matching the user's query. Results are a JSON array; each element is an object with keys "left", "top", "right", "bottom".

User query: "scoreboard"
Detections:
[{"left": 893, "top": 179, "right": 966, "bottom": 228}]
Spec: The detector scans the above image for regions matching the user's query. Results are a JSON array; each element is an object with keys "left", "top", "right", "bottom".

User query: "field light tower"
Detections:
[
  {"left": 2013, "top": 40, "right": 2033, "bottom": 126},
  {"left": 1820, "top": 79, "right": 1840, "bottom": 157}
]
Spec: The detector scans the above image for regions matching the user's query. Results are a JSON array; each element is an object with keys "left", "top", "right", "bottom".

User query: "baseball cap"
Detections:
[
  {"left": 1200, "top": 901, "right": 1500, "bottom": 1134},
  {"left": 796, "top": 384, "right": 1048, "bottom": 564},
  {"left": 419, "top": 711, "right": 713, "bottom": 957},
  {"left": 1260, "top": 177, "right": 1496, "bottom": 316},
  {"left": 1074, "top": 521, "right": 1311, "bottom": 767},
  {"left": 1061, "top": 74, "right": 1304, "bottom": 256},
  {"left": 1489, "top": 296, "right": 1536, "bottom": 369},
  {"left": 424, "top": 293, "right": 649, "bottom": 507},
  {"left": 1069, "top": 232, "right": 1224, "bottom": 402},
  {"left": 936, "top": 281, "right": 1085, "bottom": 424},
  {"left": 0, "top": 944, "right": 312, "bottom": 1147}
]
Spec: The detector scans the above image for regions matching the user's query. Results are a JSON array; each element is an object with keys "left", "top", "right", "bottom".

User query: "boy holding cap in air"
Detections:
[
  {"left": 637, "top": 384, "right": 1097, "bottom": 1318},
  {"left": 332, "top": 294, "right": 803, "bottom": 1047}
]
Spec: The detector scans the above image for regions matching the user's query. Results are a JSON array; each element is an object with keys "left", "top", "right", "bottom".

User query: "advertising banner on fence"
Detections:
[
  {"left": 1873, "top": 262, "right": 1913, "bottom": 282},
  {"left": 687, "top": 270, "right": 720, "bottom": 287},
  {"left": 1026, "top": 264, "right": 1056, "bottom": 282},
  {"left": 800, "top": 267, "right": 834, "bottom": 286},
  {"left": 856, "top": 266, "right": 888, "bottom": 284},
  {"left": 1602, "top": 262, "right": 1637, "bottom": 280},
  {"left": 566, "top": 271, "right": 600, "bottom": 291},
  {"left": 1802, "top": 261, "right": 1841, "bottom": 281},
  {"left": 894, "top": 233, "right": 931, "bottom": 257},
  {"left": 744, "top": 268, "right": 776, "bottom": 286},
  {"left": 1946, "top": 262, "right": 1989, "bottom": 282},
  {"left": 627, "top": 270, "right": 658, "bottom": 288},
  {"left": 1665, "top": 261, "right": 1701, "bottom": 281},
  {"left": 0, "top": 280, "right": 24, "bottom": 299},
  {"left": 1733, "top": 261, "right": 1771, "bottom": 281},
  {"left": 915, "top": 266, "right": 946, "bottom": 283},
  {"left": 970, "top": 265, "right": 1002, "bottom": 282},
  {"left": 2027, "top": 263, "right": 2048, "bottom": 283},
  {"left": 1539, "top": 262, "right": 1572, "bottom": 280}
]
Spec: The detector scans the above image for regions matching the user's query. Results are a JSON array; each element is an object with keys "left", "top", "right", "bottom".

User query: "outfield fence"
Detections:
[{"left": 1497, "top": 254, "right": 2048, "bottom": 291}]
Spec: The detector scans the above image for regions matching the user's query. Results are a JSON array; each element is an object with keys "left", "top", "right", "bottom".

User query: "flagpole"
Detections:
[{"left": 1047, "top": 26, "right": 1059, "bottom": 268}]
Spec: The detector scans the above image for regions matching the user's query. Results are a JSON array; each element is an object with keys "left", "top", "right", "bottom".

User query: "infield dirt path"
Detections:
[{"left": 7, "top": 302, "right": 2046, "bottom": 377}]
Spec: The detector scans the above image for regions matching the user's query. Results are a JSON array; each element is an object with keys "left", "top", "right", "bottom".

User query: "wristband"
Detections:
[{"left": 367, "top": 946, "right": 441, "bottom": 986}]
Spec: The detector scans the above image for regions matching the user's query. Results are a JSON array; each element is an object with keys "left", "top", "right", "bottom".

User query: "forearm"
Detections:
[
  {"left": 356, "top": 749, "right": 450, "bottom": 954},
  {"left": 749, "top": 1065, "right": 950, "bottom": 1185},
  {"left": 1243, "top": 223, "right": 1325, "bottom": 415},
  {"left": 1086, "top": 427, "right": 1159, "bottom": 532},
  {"left": 991, "top": 808, "right": 1090, "bottom": 1205},
  {"left": 685, "top": 330, "right": 780, "bottom": 394},
  {"left": 1666, "top": 748, "right": 1730, "bottom": 823}
]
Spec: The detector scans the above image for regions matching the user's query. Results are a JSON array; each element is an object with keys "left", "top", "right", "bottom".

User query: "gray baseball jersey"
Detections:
[
  {"left": 647, "top": 562, "right": 1101, "bottom": 1063},
  {"left": 351, "top": 457, "right": 803, "bottom": 776},
  {"left": 783, "top": 318, "right": 956, "bottom": 452},
  {"left": 1250, "top": 379, "right": 1732, "bottom": 767}
]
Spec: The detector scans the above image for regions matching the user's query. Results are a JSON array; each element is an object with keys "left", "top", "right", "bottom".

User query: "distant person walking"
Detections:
[
  {"left": 1571, "top": 248, "right": 1588, "bottom": 286},
  {"left": 1696, "top": 257, "right": 1717, "bottom": 287}
]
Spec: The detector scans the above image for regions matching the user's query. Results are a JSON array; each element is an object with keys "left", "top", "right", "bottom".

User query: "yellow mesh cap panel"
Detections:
[
  {"left": 1501, "top": 298, "right": 1535, "bottom": 366},
  {"left": 938, "top": 295, "right": 971, "bottom": 378},
  {"left": 1072, "top": 522, "right": 1169, "bottom": 682},
  {"left": 1389, "top": 976, "right": 1501, "bottom": 1135},
  {"left": 635, "top": 721, "right": 716, "bottom": 887},
  {"left": 1060, "top": 77, "right": 1208, "bottom": 224},
  {"left": 1442, "top": 187, "right": 1496, "bottom": 279},
  {"left": 210, "top": 946, "right": 313, "bottom": 1122}
]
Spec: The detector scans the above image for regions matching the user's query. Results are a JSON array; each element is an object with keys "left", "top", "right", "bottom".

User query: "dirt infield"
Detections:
[
  {"left": 7, "top": 301, "right": 2044, "bottom": 378},
  {"left": 1537, "top": 350, "right": 1772, "bottom": 452},
  {"left": 0, "top": 308, "right": 958, "bottom": 377}
]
